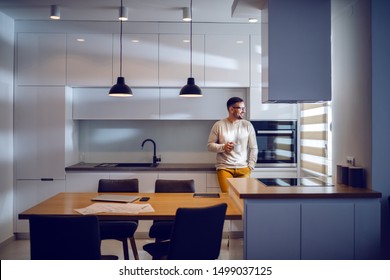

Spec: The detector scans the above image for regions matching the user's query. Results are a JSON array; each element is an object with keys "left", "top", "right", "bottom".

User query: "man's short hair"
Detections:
[{"left": 227, "top": 97, "right": 244, "bottom": 109}]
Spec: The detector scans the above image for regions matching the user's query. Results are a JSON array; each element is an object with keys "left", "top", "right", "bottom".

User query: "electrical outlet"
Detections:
[{"left": 347, "top": 156, "right": 355, "bottom": 166}]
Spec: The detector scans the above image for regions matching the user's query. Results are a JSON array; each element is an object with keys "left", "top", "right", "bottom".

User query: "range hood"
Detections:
[
  {"left": 259, "top": 0, "right": 332, "bottom": 103},
  {"left": 232, "top": 0, "right": 331, "bottom": 103}
]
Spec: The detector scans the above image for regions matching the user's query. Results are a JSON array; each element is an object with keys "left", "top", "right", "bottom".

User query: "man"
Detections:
[{"left": 207, "top": 97, "right": 258, "bottom": 192}]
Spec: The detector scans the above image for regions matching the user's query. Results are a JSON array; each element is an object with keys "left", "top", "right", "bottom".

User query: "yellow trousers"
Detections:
[{"left": 216, "top": 167, "right": 251, "bottom": 193}]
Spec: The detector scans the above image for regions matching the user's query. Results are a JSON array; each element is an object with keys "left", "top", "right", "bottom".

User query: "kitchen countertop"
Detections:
[
  {"left": 227, "top": 178, "right": 382, "bottom": 199},
  {"left": 65, "top": 162, "right": 217, "bottom": 172}
]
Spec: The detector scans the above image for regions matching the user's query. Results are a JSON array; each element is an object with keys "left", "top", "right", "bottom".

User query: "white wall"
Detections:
[
  {"left": 331, "top": 0, "right": 372, "bottom": 187},
  {"left": 0, "top": 12, "right": 14, "bottom": 244}
]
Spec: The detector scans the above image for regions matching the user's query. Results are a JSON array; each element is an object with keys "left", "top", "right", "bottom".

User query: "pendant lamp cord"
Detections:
[
  {"left": 190, "top": 0, "right": 193, "bottom": 78},
  {"left": 119, "top": 0, "right": 124, "bottom": 77}
]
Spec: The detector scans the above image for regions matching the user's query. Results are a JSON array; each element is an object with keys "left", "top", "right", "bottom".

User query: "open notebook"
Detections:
[{"left": 91, "top": 194, "right": 140, "bottom": 203}]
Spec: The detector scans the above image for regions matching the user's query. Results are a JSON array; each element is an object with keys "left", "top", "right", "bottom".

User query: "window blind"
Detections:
[{"left": 300, "top": 103, "right": 332, "bottom": 181}]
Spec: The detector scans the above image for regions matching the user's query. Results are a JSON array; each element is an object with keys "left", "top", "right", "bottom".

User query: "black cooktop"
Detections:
[{"left": 257, "top": 177, "right": 333, "bottom": 187}]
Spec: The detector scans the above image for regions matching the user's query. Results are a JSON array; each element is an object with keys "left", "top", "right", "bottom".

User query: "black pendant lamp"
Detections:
[
  {"left": 109, "top": 0, "right": 132, "bottom": 97},
  {"left": 180, "top": 0, "right": 202, "bottom": 97}
]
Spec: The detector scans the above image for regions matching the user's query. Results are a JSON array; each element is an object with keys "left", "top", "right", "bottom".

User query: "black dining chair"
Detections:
[
  {"left": 29, "top": 215, "right": 115, "bottom": 260},
  {"left": 98, "top": 178, "right": 139, "bottom": 260},
  {"left": 148, "top": 179, "right": 195, "bottom": 242},
  {"left": 143, "top": 203, "right": 227, "bottom": 260}
]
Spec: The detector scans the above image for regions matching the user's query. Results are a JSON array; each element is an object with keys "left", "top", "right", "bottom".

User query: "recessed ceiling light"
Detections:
[
  {"left": 248, "top": 18, "right": 258, "bottom": 23},
  {"left": 76, "top": 38, "right": 85, "bottom": 42},
  {"left": 131, "top": 39, "right": 140, "bottom": 43},
  {"left": 182, "top": 7, "right": 191, "bottom": 21},
  {"left": 50, "top": 5, "right": 60, "bottom": 20}
]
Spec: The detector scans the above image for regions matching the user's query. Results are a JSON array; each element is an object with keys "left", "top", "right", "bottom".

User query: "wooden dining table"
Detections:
[{"left": 18, "top": 192, "right": 242, "bottom": 221}]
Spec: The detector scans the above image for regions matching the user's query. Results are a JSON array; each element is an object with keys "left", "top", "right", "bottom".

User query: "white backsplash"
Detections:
[{"left": 78, "top": 120, "right": 217, "bottom": 164}]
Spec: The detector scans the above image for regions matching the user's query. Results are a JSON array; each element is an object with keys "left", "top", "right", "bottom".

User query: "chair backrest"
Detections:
[
  {"left": 154, "top": 179, "right": 195, "bottom": 193},
  {"left": 167, "top": 203, "right": 227, "bottom": 260},
  {"left": 98, "top": 178, "right": 139, "bottom": 192},
  {"left": 29, "top": 215, "right": 102, "bottom": 260}
]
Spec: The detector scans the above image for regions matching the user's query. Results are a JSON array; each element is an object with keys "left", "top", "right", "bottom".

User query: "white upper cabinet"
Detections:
[
  {"left": 159, "top": 34, "right": 205, "bottom": 87},
  {"left": 250, "top": 35, "right": 262, "bottom": 87},
  {"left": 66, "top": 34, "right": 113, "bottom": 86},
  {"left": 113, "top": 34, "right": 159, "bottom": 87},
  {"left": 72, "top": 87, "right": 160, "bottom": 120},
  {"left": 262, "top": 0, "right": 331, "bottom": 102},
  {"left": 16, "top": 33, "right": 66, "bottom": 86},
  {"left": 248, "top": 87, "right": 298, "bottom": 120},
  {"left": 205, "top": 34, "right": 250, "bottom": 87},
  {"left": 14, "top": 86, "right": 69, "bottom": 179},
  {"left": 160, "top": 88, "right": 246, "bottom": 120}
]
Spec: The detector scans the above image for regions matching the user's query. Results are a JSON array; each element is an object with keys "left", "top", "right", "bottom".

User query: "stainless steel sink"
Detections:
[{"left": 95, "top": 163, "right": 158, "bottom": 168}]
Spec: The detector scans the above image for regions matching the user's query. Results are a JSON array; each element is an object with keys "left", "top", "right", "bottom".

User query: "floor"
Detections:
[{"left": 0, "top": 237, "right": 243, "bottom": 260}]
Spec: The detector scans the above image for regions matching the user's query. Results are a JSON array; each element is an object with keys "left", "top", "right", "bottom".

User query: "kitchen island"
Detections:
[{"left": 227, "top": 178, "right": 382, "bottom": 260}]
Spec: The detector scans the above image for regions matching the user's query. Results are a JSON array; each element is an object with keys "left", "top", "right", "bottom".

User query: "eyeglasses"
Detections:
[{"left": 232, "top": 106, "right": 246, "bottom": 111}]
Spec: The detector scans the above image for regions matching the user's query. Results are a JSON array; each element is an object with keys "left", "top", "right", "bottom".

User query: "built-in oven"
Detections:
[{"left": 251, "top": 120, "right": 297, "bottom": 167}]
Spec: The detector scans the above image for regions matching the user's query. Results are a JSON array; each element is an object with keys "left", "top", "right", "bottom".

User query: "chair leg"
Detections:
[
  {"left": 129, "top": 237, "right": 139, "bottom": 260},
  {"left": 121, "top": 239, "right": 130, "bottom": 260}
]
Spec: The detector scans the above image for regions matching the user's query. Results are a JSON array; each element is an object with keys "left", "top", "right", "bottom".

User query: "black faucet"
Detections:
[{"left": 141, "top": 138, "right": 161, "bottom": 166}]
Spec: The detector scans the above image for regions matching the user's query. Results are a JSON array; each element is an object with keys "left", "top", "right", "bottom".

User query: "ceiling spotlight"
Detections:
[
  {"left": 50, "top": 5, "right": 60, "bottom": 20},
  {"left": 248, "top": 18, "right": 258, "bottom": 23},
  {"left": 182, "top": 7, "right": 191, "bottom": 21},
  {"left": 119, "top": 6, "right": 128, "bottom": 21}
]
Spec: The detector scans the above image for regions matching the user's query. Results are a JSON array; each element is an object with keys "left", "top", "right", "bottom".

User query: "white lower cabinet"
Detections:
[
  {"left": 15, "top": 180, "right": 65, "bottom": 233},
  {"left": 158, "top": 172, "right": 207, "bottom": 193},
  {"left": 65, "top": 172, "right": 110, "bottom": 192}
]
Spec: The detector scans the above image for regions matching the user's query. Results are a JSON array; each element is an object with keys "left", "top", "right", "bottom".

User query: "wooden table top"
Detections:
[
  {"left": 19, "top": 192, "right": 242, "bottom": 220},
  {"left": 228, "top": 178, "right": 382, "bottom": 199}
]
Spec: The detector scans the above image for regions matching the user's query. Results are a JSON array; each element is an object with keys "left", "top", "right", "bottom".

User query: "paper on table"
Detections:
[{"left": 75, "top": 203, "right": 154, "bottom": 215}]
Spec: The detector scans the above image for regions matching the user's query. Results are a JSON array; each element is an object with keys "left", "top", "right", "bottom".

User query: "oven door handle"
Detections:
[{"left": 256, "top": 130, "right": 294, "bottom": 135}]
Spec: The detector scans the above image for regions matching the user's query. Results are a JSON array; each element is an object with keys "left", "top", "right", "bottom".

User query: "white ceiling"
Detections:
[{"left": 0, "top": 0, "right": 263, "bottom": 23}]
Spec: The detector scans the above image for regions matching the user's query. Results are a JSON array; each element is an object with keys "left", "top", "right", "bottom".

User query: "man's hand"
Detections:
[{"left": 224, "top": 142, "right": 235, "bottom": 153}]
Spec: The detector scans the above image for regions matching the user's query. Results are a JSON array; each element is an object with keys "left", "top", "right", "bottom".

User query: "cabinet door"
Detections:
[
  {"left": 158, "top": 172, "right": 207, "bottom": 192},
  {"left": 160, "top": 88, "right": 246, "bottom": 120},
  {"left": 67, "top": 34, "right": 113, "bottom": 86},
  {"left": 205, "top": 35, "right": 249, "bottom": 87},
  {"left": 72, "top": 87, "right": 160, "bottom": 119},
  {"left": 14, "top": 87, "right": 66, "bottom": 179},
  {"left": 16, "top": 33, "right": 66, "bottom": 86},
  {"left": 15, "top": 179, "right": 65, "bottom": 233},
  {"left": 248, "top": 87, "right": 298, "bottom": 120},
  {"left": 113, "top": 34, "right": 159, "bottom": 87},
  {"left": 109, "top": 172, "right": 158, "bottom": 193},
  {"left": 65, "top": 172, "right": 110, "bottom": 192},
  {"left": 301, "top": 202, "right": 354, "bottom": 259},
  {"left": 159, "top": 34, "right": 205, "bottom": 87},
  {"left": 245, "top": 200, "right": 301, "bottom": 260},
  {"left": 250, "top": 35, "right": 262, "bottom": 87},
  {"left": 206, "top": 171, "right": 220, "bottom": 193}
]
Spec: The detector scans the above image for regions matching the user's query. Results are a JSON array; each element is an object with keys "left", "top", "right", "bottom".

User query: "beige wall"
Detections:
[
  {"left": 331, "top": 0, "right": 372, "bottom": 188},
  {"left": 0, "top": 12, "right": 14, "bottom": 244}
]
